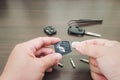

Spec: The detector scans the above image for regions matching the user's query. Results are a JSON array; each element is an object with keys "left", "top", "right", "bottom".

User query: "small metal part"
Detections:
[
  {"left": 54, "top": 41, "right": 72, "bottom": 55},
  {"left": 68, "top": 26, "right": 101, "bottom": 37},
  {"left": 56, "top": 45, "right": 66, "bottom": 53},
  {"left": 85, "top": 31, "right": 101, "bottom": 37},
  {"left": 58, "top": 63, "right": 63, "bottom": 68},
  {"left": 43, "top": 26, "right": 57, "bottom": 36},
  {"left": 70, "top": 58, "right": 76, "bottom": 69},
  {"left": 80, "top": 58, "right": 89, "bottom": 64}
]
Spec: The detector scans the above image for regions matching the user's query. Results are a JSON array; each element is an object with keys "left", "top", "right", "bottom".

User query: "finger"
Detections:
[
  {"left": 81, "top": 39, "right": 111, "bottom": 46},
  {"left": 90, "top": 57, "right": 99, "bottom": 67},
  {"left": 89, "top": 58, "right": 102, "bottom": 75},
  {"left": 22, "top": 37, "right": 61, "bottom": 52},
  {"left": 72, "top": 40, "right": 109, "bottom": 58},
  {"left": 46, "top": 68, "right": 53, "bottom": 72},
  {"left": 91, "top": 71, "right": 107, "bottom": 80},
  {"left": 83, "top": 39, "right": 120, "bottom": 47},
  {"left": 90, "top": 61, "right": 101, "bottom": 74},
  {"left": 38, "top": 53, "right": 62, "bottom": 72},
  {"left": 35, "top": 48, "right": 54, "bottom": 57},
  {"left": 72, "top": 39, "right": 117, "bottom": 48},
  {"left": 72, "top": 39, "right": 111, "bottom": 48}
]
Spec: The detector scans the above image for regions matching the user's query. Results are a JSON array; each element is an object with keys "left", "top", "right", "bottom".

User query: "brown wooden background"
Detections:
[{"left": 0, "top": 0, "right": 120, "bottom": 80}]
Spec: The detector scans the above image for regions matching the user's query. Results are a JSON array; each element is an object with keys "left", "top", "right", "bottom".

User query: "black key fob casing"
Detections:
[
  {"left": 54, "top": 41, "right": 72, "bottom": 55},
  {"left": 44, "top": 26, "right": 57, "bottom": 36},
  {"left": 68, "top": 26, "right": 85, "bottom": 36}
]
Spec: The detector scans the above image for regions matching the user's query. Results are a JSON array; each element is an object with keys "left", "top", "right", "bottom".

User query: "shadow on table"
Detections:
[
  {"left": 0, "top": 0, "right": 8, "bottom": 9},
  {"left": 43, "top": 68, "right": 92, "bottom": 80}
]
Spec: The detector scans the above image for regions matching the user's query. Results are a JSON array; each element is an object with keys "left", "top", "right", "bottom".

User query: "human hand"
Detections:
[
  {"left": 72, "top": 39, "right": 120, "bottom": 80},
  {"left": 0, "top": 37, "right": 62, "bottom": 80}
]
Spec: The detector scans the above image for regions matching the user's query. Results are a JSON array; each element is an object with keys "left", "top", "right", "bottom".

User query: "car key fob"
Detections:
[
  {"left": 68, "top": 26, "right": 85, "bottom": 36},
  {"left": 44, "top": 26, "right": 57, "bottom": 36},
  {"left": 54, "top": 41, "right": 72, "bottom": 55}
]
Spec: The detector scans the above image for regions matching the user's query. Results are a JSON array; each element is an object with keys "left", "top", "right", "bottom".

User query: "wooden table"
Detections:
[{"left": 0, "top": 0, "right": 120, "bottom": 80}]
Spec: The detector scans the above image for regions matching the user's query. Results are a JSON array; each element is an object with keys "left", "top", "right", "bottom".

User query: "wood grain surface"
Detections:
[{"left": 0, "top": 0, "right": 120, "bottom": 80}]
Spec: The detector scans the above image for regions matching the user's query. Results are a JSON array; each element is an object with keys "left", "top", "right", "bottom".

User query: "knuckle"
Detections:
[
  {"left": 40, "top": 58, "right": 54, "bottom": 68},
  {"left": 14, "top": 43, "right": 27, "bottom": 51}
]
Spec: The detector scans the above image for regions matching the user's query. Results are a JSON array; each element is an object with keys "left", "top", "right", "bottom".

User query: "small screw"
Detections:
[
  {"left": 80, "top": 58, "right": 89, "bottom": 64},
  {"left": 58, "top": 63, "right": 63, "bottom": 68},
  {"left": 70, "top": 58, "right": 76, "bottom": 69}
]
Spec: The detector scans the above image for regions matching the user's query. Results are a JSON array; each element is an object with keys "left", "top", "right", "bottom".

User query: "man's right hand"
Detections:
[{"left": 72, "top": 39, "right": 120, "bottom": 80}]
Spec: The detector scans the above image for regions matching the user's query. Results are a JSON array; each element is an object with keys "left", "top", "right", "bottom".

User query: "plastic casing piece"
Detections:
[
  {"left": 54, "top": 41, "right": 72, "bottom": 55},
  {"left": 68, "top": 26, "right": 85, "bottom": 36},
  {"left": 44, "top": 26, "right": 57, "bottom": 36}
]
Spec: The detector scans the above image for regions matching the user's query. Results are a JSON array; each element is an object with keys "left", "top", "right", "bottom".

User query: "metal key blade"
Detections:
[{"left": 85, "top": 31, "right": 102, "bottom": 37}]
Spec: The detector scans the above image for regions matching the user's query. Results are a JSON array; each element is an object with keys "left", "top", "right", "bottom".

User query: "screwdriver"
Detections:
[{"left": 68, "top": 26, "right": 102, "bottom": 37}]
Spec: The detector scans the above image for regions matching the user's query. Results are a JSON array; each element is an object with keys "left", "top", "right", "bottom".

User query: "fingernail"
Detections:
[
  {"left": 71, "top": 41, "right": 81, "bottom": 48},
  {"left": 71, "top": 41, "right": 86, "bottom": 52},
  {"left": 54, "top": 37, "right": 61, "bottom": 41}
]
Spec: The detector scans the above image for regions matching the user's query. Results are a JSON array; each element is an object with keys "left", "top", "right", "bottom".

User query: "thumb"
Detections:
[
  {"left": 72, "top": 42, "right": 106, "bottom": 58},
  {"left": 38, "top": 53, "right": 62, "bottom": 72}
]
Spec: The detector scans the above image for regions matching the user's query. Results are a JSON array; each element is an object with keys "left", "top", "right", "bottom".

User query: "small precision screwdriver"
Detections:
[
  {"left": 70, "top": 58, "right": 76, "bottom": 69},
  {"left": 68, "top": 26, "right": 101, "bottom": 37}
]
